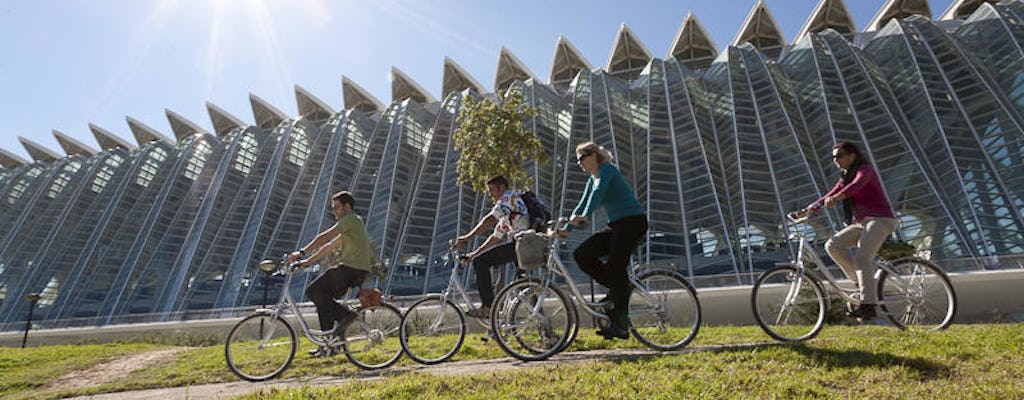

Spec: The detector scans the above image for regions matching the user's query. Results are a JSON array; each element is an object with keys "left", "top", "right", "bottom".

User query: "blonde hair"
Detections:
[{"left": 575, "top": 142, "right": 614, "bottom": 164}]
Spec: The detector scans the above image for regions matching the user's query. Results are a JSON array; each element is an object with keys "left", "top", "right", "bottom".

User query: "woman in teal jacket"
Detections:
[{"left": 568, "top": 142, "right": 648, "bottom": 340}]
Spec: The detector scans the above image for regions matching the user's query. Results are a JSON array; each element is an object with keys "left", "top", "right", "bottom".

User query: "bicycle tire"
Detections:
[
  {"left": 629, "top": 269, "right": 701, "bottom": 351},
  {"left": 751, "top": 266, "right": 827, "bottom": 342},
  {"left": 491, "top": 278, "right": 576, "bottom": 361},
  {"left": 400, "top": 296, "right": 467, "bottom": 365},
  {"left": 876, "top": 257, "right": 957, "bottom": 331},
  {"left": 224, "top": 312, "right": 296, "bottom": 381},
  {"left": 343, "top": 302, "right": 404, "bottom": 369}
]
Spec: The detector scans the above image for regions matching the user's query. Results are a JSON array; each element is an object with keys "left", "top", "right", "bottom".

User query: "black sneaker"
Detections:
[
  {"left": 596, "top": 323, "right": 629, "bottom": 340},
  {"left": 330, "top": 310, "right": 359, "bottom": 338},
  {"left": 847, "top": 304, "right": 877, "bottom": 322}
]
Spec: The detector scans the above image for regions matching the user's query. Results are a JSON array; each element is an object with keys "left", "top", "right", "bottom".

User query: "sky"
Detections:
[{"left": 0, "top": 0, "right": 961, "bottom": 161}]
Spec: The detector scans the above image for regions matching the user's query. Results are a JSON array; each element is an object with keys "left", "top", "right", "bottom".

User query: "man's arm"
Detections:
[
  {"left": 455, "top": 215, "right": 497, "bottom": 249},
  {"left": 287, "top": 225, "right": 341, "bottom": 264}
]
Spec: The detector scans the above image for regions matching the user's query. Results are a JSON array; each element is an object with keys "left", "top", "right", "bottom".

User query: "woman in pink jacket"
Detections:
[{"left": 795, "top": 141, "right": 897, "bottom": 322}]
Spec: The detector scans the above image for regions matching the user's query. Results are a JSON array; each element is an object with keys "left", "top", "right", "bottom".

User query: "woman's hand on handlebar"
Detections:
[{"left": 569, "top": 215, "right": 588, "bottom": 226}]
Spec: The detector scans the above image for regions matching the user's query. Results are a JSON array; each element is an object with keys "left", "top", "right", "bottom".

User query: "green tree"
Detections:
[{"left": 453, "top": 91, "right": 546, "bottom": 193}]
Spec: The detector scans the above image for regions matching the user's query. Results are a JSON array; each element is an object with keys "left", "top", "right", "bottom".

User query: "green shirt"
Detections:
[{"left": 328, "top": 214, "right": 375, "bottom": 272}]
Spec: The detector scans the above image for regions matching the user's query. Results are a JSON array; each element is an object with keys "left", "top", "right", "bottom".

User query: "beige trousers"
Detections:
[{"left": 824, "top": 217, "right": 897, "bottom": 304}]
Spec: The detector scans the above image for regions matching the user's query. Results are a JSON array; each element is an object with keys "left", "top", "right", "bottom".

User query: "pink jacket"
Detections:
[{"left": 815, "top": 164, "right": 896, "bottom": 223}]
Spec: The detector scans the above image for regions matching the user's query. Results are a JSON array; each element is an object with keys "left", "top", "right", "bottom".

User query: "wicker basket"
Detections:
[{"left": 514, "top": 230, "right": 549, "bottom": 270}]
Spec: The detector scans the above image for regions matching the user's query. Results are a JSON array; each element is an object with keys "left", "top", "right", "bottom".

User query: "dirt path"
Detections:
[{"left": 65, "top": 343, "right": 760, "bottom": 400}]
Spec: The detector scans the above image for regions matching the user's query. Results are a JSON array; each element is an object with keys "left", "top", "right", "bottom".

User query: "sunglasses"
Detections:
[
  {"left": 831, "top": 152, "right": 847, "bottom": 159},
  {"left": 576, "top": 152, "right": 593, "bottom": 162}
]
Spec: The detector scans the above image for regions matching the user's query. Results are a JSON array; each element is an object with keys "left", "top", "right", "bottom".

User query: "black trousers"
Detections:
[
  {"left": 305, "top": 265, "right": 368, "bottom": 330},
  {"left": 572, "top": 214, "right": 648, "bottom": 321},
  {"left": 472, "top": 241, "right": 517, "bottom": 308}
]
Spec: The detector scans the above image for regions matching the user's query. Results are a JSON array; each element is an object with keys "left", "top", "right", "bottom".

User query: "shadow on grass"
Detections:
[{"left": 700, "top": 342, "right": 952, "bottom": 380}]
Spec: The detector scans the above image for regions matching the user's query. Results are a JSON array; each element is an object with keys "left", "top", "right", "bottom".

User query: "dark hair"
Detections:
[
  {"left": 332, "top": 191, "right": 355, "bottom": 208},
  {"left": 833, "top": 141, "right": 869, "bottom": 165},
  {"left": 486, "top": 175, "right": 509, "bottom": 189}
]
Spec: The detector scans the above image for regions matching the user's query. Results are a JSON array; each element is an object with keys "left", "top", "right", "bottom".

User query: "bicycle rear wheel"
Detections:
[
  {"left": 225, "top": 312, "right": 296, "bottom": 381},
  {"left": 628, "top": 269, "right": 701, "bottom": 351},
  {"left": 751, "top": 266, "right": 827, "bottom": 342},
  {"left": 343, "top": 303, "right": 404, "bottom": 369},
  {"left": 491, "top": 278, "right": 575, "bottom": 361},
  {"left": 400, "top": 296, "right": 466, "bottom": 365},
  {"left": 877, "top": 258, "right": 956, "bottom": 331}
]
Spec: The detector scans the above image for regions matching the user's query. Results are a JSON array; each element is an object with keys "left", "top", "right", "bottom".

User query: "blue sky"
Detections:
[{"left": 1, "top": 0, "right": 951, "bottom": 160}]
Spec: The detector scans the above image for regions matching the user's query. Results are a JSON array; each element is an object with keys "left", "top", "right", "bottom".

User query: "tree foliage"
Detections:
[{"left": 452, "top": 91, "right": 546, "bottom": 193}]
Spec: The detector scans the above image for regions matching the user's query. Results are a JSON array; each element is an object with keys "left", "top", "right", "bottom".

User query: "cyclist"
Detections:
[
  {"left": 565, "top": 142, "right": 648, "bottom": 340},
  {"left": 455, "top": 175, "right": 531, "bottom": 319},
  {"left": 795, "top": 141, "right": 897, "bottom": 321},
  {"left": 287, "top": 191, "right": 375, "bottom": 352}
]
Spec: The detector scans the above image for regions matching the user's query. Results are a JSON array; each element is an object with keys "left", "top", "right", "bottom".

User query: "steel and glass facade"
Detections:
[{"left": 1, "top": 0, "right": 1022, "bottom": 327}]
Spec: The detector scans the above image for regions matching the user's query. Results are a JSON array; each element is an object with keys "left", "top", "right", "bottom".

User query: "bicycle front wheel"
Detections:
[
  {"left": 877, "top": 258, "right": 956, "bottom": 331},
  {"left": 225, "top": 312, "right": 296, "bottom": 381},
  {"left": 343, "top": 303, "right": 404, "bottom": 369},
  {"left": 491, "top": 278, "right": 576, "bottom": 362},
  {"left": 629, "top": 269, "right": 701, "bottom": 351},
  {"left": 400, "top": 296, "right": 466, "bottom": 365},
  {"left": 751, "top": 266, "right": 827, "bottom": 342}
]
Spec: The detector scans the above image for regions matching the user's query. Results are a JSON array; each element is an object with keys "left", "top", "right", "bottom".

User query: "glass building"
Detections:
[{"left": 0, "top": 0, "right": 1022, "bottom": 328}]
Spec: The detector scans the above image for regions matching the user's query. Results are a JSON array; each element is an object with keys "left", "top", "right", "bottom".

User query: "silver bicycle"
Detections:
[
  {"left": 490, "top": 218, "right": 702, "bottom": 361},
  {"left": 751, "top": 210, "right": 957, "bottom": 342},
  {"left": 224, "top": 259, "right": 403, "bottom": 381},
  {"left": 399, "top": 241, "right": 513, "bottom": 364}
]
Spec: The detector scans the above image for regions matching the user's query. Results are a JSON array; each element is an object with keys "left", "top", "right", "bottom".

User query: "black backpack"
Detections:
[{"left": 519, "top": 190, "right": 552, "bottom": 231}]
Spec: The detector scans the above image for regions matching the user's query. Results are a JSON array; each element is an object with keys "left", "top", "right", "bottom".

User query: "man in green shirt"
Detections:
[{"left": 287, "top": 191, "right": 374, "bottom": 341}]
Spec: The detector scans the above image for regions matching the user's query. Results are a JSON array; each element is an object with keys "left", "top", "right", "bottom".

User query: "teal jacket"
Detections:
[{"left": 572, "top": 162, "right": 645, "bottom": 224}]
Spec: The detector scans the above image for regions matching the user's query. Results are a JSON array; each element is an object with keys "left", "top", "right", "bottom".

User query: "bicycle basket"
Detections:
[
  {"left": 357, "top": 288, "right": 383, "bottom": 308},
  {"left": 514, "top": 230, "right": 549, "bottom": 270}
]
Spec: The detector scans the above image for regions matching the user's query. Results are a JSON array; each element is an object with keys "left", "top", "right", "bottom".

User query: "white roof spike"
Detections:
[
  {"left": 867, "top": 0, "right": 932, "bottom": 32},
  {"left": 249, "top": 93, "right": 290, "bottom": 129},
  {"left": 606, "top": 23, "right": 653, "bottom": 77},
  {"left": 126, "top": 116, "right": 174, "bottom": 146},
  {"left": 294, "top": 85, "right": 335, "bottom": 120},
  {"left": 939, "top": 0, "right": 994, "bottom": 20},
  {"left": 391, "top": 67, "right": 438, "bottom": 103},
  {"left": 205, "top": 101, "right": 247, "bottom": 137},
  {"left": 733, "top": 0, "right": 786, "bottom": 57},
  {"left": 549, "top": 36, "right": 594, "bottom": 88},
  {"left": 0, "top": 147, "right": 29, "bottom": 168},
  {"left": 53, "top": 129, "right": 97, "bottom": 157},
  {"left": 166, "top": 109, "right": 210, "bottom": 141},
  {"left": 89, "top": 123, "right": 136, "bottom": 151},
  {"left": 342, "top": 76, "right": 385, "bottom": 113},
  {"left": 795, "top": 0, "right": 857, "bottom": 42},
  {"left": 18, "top": 136, "right": 62, "bottom": 162},
  {"left": 442, "top": 56, "right": 487, "bottom": 97},
  {"left": 494, "top": 46, "right": 541, "bottom": 93},
  {"left": 668, "top": 13, "right": 719, "bottom": 70}
]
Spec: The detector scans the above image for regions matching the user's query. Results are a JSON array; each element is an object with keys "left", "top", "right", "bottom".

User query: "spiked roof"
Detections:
[
  {"left": 19, "top": 136, "right": 61, "bottom": 162},
  {"left": 494, "top": 47, "right": 540, "bottom": 93},
  {"left": 795, "top": 0, "right": 857, "bottom": 41},
  {"left": 166, "top": 109, "right": 209, "bottom": 141},
  {"left": 206, "top": 102, "right": 247, "bottom": 137},
  {"left": 867, "top": 0, "right": 932, "bottom": 31},
  {"left": 295, "top": 85, "right": 334, "bottom": 120},
  {"left": 342, "top": 76, "right": 385, "bottom": 113},
  {"left": 391, "top": 67, "right": 437, "bottom": 103},
  {"left": 53, "top": 130, "right": 97, "bottom": 157},
  {"left": 127, "top": 117, "right": 173, "bottom": 146},
  {"left": 0, "top": 148, "right": 28, "bottom": 168},
  {"left": 249, "top": 93, "right": 290, "bottom": 129},
  {"left": 606, "top": 24, "right": 652, "bottom": 80},
  {"left": 668, "top": 13, "right": 719, "bottom": 71},
  {"left": 442, "top": 57, "right": 487, "bottom": 97},
  {"left": 940, "top": 0, "right": 996, "bottom": 20},
  {"left": 89, "top": 123, "right": 136, "bottom": 151},
  {"left": 733, "top": 0, "right": 786, "bottom": 58},
  {"left": 549, "top": 36, "right": 593, "bottom": 91}
]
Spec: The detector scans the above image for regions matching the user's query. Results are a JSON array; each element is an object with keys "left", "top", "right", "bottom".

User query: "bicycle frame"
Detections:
[{"left": 259, "top": 263, "right": 370, "bottom": 349}]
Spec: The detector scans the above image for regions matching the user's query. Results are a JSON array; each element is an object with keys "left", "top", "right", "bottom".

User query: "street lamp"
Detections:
[{"left": 21, "top": 293, "right": 41, "bottom": 349}]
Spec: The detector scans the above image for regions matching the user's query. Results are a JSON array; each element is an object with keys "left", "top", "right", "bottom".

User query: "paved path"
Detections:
[{"left": 68, "top": 343, "right": 763, "bottom": 400}]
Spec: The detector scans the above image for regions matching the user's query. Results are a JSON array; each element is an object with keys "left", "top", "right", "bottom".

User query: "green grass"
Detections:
[{"left": 1, "top": 324, "right": 1021, "bottom": 399}]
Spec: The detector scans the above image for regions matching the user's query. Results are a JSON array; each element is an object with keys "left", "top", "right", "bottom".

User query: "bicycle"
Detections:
[
  {"left": 224, "top": 259, "right": 404, "bottom": 381},
  {"left": 750, "top": 210, "right": 957, "bottom": 342},
  {"left": 489, "top": 217, "right": 702, "bottom": 361},
  {"left": 399, "top": 241, "right": 513, "bottom": 365}
]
